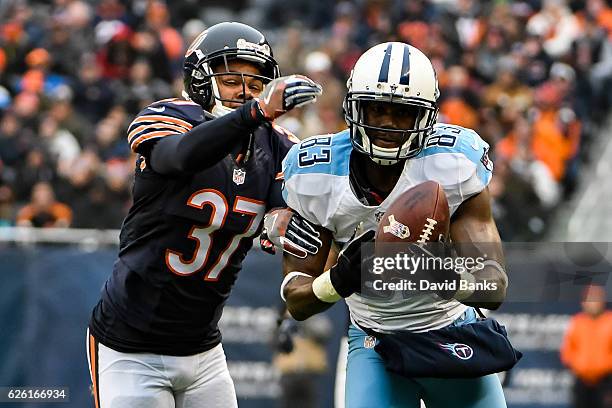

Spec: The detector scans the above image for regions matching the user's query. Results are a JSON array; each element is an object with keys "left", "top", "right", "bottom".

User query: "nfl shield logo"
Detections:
[
  {"left": 233, "top": 168, "right": 246, "bottom": 185},
  {"left": 364, "top": 335, "right": 376, "bottom": 349},
  {"left": 374, "top": 211, "right": 385, "bottom": 223}
]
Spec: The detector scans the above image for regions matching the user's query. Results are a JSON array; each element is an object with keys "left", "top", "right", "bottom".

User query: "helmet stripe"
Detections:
[
  {"left": 399, "top": 44, "right": 411, "bottom": 85},
  {"left": 377, "top": 43, "right": 393, "bottom": 83}
]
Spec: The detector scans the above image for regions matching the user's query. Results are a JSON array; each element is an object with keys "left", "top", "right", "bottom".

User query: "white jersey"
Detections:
[{"left": 282, "top": 124, "right": 493, "bottom": 332}]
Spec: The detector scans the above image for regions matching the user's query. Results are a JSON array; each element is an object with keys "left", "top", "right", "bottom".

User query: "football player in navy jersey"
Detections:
[{"left": 86, "top": 22, "right": 322, "bottom": 408}]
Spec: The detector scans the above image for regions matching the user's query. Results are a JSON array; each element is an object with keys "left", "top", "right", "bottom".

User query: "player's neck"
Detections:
[{"left": 359, "top": 156, "right": 405, "bottom": 195}]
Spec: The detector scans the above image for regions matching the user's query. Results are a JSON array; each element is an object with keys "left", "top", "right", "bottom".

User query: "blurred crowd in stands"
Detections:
[{"left": 0, "top": 0, "right": 611, "bottom": 239}]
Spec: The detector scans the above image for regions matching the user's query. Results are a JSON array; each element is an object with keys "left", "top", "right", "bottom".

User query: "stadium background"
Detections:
[{"left": 0, "top": 0, "right": 611, "bottom": 407}]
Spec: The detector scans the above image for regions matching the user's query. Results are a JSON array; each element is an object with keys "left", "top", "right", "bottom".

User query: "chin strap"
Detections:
[
  {"left": 211, "top": 103, "right": 235, "bottom": 117},
  {"left": 209, "top": 76, "right": 236, "bottom": 117},
  {"left": 182, "top": 89, "right": 234, "bottom": 118},
  {"left": 356, "top": 126, "right": 401, "bottom": 166},
  {"left": 371, "top": 156, "right": 400, "bottom": 166}
]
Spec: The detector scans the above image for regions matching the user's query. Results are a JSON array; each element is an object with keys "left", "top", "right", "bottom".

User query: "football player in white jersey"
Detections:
[{"left": 272, "top": 42, "right": 509, "bottom": 407}]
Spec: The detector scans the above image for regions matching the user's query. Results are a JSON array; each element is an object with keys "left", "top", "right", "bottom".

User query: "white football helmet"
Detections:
[{"left": 344, "top": 42, "right": 439, "bottom": 165}]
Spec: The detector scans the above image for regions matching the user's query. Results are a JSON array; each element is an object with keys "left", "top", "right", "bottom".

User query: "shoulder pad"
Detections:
[
  {"left": 281, "top": 130, "right": 352, "bottom": 230},
  {"left": 421, "top": 123, "right": 493, "bottom": 187},
  {"left": 283, "top": 130, "right": 352, "bottom": 180}
]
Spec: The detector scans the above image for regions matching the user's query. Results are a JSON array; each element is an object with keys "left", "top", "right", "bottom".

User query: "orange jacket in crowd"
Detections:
[
  {"left": 16, "top": 202, "right": 73, "bottom": 228},
  {"left": 439, "top": 98, "right": 479, "bottom": 131},
  {"left": 560, "top": 310, "right": 612, "bottom": 384},
  {"left": 530, "top": 110, "right": 581, "bottom": 181},
  {"left": 498, "top": 109, "right": 582, "bottom": 181}
]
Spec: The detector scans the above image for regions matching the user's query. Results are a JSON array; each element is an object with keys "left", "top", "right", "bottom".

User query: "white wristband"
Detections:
[
  {"left": 312, "top": 270, "right": 342, "bottom": 303},
  {"left": 454, "top": 271, "right": 477, "bottom": 301},
  {"left": 280, "top": 271, "right": 312, "bottom": 301}
]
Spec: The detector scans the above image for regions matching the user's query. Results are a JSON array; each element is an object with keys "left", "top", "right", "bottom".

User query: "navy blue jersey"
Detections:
[{"left": 89, "top": 98, "right": 296, "bottom": 355}]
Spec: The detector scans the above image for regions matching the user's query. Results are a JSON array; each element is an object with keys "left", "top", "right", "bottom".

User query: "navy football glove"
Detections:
[
  {"left": 274, "top": 311, "right": 297, "bottom": 354},
  {"left": 329, "top": 230, "right": 376, "bottom": 298},
  {"left": 407, "top": 242, "right": 459, "bottom": 299}
]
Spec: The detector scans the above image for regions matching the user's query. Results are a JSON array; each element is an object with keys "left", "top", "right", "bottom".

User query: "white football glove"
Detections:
[
  {"left": 254, "top": 75, "right": 322, "bottom": 121},
  {"left": 260, "top": 208, "right": 322, "bottom": 258}
]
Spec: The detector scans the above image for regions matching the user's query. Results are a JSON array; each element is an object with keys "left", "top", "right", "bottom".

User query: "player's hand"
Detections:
[
  {"left": 254, "top": 75, "right": 322, "bottom": 121},
  {"left": 260, "top": 208, "right": 322, "bottom": 258},
  {"left": 274, "top": 315, "right": 296, "bottom": 354},
  {"left": 408, "top": 243, "right": 459, "bottom": 299},
  {"left": 329, "top": 230, "right": 376, "bottom": 298}
]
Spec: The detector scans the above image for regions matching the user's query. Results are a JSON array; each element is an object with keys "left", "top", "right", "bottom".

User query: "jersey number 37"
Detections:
[{"left": 165, "top": 189, "right": 265, "bottom": 281}]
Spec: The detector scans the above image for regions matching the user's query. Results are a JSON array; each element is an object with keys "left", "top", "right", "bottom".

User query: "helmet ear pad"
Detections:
[{"left": 184, "top": 59, "right": 214, "bottom": 108}]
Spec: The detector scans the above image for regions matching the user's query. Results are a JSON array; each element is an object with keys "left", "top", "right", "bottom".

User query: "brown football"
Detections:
[{"left": 375, "top": 181, "right": 450, "bottom": 247}]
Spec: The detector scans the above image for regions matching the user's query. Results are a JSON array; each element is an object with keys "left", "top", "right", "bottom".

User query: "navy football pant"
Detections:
[{"left": 345, "top": 310, "right": 507, "bottom": 408}]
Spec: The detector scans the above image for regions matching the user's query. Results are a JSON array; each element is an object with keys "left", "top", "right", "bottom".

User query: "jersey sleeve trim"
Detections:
[
  {"left": 131, "top": 114, "right": 193, "bottom": 130},
  {"left": 128, "top": 123, "right": 190, "bottom": 140},
  {"left": 131, "top": 131, "right": 185, "bottom": 151},
  {"left": 127, "top": 114, "right": 194, "bottom": 152}
]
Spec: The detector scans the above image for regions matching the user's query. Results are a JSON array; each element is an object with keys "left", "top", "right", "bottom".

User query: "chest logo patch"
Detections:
[
  {"left": 383, "top": 215, "right": 411, "bottom": 240},
  {"left": 374, "top": 211, "right": 385, "bottom": 223},
  {"left": 233, "top": 168, "right": 246, "bottom": 185}
]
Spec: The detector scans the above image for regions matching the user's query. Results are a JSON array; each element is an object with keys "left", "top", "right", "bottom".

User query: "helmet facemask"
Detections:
[
  {"left": 344, "top": 93, "right": 438, "bottom": 165},
  {"left": 185, "top": 49, "right": 279, "bottom": 116}
]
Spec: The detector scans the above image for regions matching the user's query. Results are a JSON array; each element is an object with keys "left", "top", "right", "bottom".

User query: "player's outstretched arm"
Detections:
[
  {"left": 450, "top": 187, "right": 508, "bottom": 310},
  {"left": 281, "top": 224, "right": 339, "bottom": 321},
  {"left": 149, "top": 101, "right": 265, "bottom": 175},
  {"left": 149, "top": 75, "right": 321, "bottom": 175},
  {"left": 282, "top": 228, "right": 373, "bottom": 320}
]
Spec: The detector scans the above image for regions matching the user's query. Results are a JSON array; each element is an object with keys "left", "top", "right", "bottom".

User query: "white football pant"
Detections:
[{"left": 86, "top": 330, "right": 237, "bottom": 408}]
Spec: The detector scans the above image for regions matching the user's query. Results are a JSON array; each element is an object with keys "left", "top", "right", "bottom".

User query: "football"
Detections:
[{"left": 375, "top": 181, "right": 450, "bottom": 246}]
